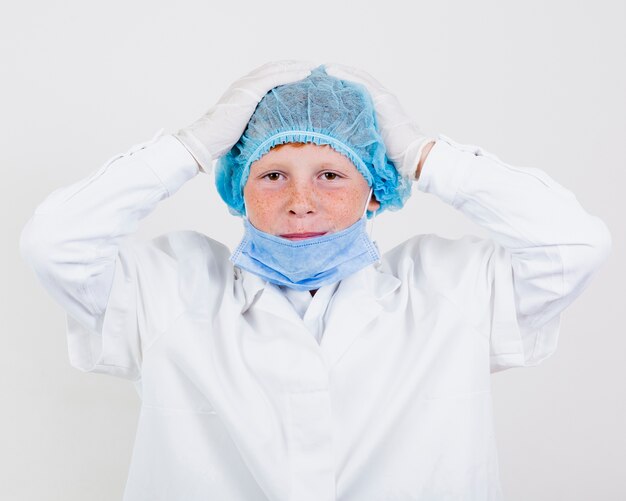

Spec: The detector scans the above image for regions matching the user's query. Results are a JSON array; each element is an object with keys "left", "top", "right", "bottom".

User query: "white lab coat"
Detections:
[{"left": 19, "top": 131, "right": 611, "bottom": 500}]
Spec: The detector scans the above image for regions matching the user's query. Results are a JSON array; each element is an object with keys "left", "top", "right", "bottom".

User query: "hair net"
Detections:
[{"left": 214, "top": 64, "right": 412, "bottom": 218}]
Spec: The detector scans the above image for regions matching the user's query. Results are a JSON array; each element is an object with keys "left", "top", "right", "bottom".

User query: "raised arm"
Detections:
[
  {"left": 418, "top": 134, "right": 610, "bottom": 367},
  {"left": 19, "top": 60, "right": 317, "bottom": 378},
  {"left": 325, "top": 63, "right": 612, "bottom": 371},
  {"left": 19, "top": 131, "right": 199, "bottom": 331}
]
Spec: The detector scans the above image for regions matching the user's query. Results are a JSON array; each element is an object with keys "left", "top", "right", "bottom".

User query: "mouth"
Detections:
[{"left": 279, "top": 232, "right": 327, "bottom": 240}]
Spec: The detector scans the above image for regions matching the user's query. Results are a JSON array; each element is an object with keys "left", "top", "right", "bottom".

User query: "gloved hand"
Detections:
[
  {"left": 324, "top": 63, "right": 435, "bottom": 180},
  {"left": 175, "top": 60, "right": 318, "bottom": 174}
]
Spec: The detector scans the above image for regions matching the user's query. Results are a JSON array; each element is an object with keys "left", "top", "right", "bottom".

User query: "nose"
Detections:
[{"left": 286, "top": 182, "right": 316, "bottom": 216}]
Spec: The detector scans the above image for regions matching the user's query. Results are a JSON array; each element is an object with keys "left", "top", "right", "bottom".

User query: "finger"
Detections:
[
  {"left": 230, "top": 69, "right": 314, "bottom": 107},
  {"left": 325, "top": 63, "right": 411, "bottom": 130},
  {"left": 228, "top": 61, "right": 318, "bottom": 104},
  {"left": 325, "top": 63, "right": 390, "bottom": 99}
]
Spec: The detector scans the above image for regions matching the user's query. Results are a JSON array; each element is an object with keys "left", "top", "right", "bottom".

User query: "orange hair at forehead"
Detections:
[{"left": 270, "top": 142, "right": 309, "bottom": 151}]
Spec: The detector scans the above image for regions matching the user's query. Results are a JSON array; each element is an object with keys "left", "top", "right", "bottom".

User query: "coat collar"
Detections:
[
  {"left": 237, "top": 263, "right": 400, "bottom": 315},
  {"left": 236, "top": 263, "right": 402, "bottom": 369}
]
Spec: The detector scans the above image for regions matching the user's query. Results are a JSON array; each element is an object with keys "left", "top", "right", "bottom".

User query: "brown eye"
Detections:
[
  {"left": 266, "top": 173, "right": 280, "bottom": 181},
  {"left": 324, "top": 172, "right": 338, "bottom": 180}
]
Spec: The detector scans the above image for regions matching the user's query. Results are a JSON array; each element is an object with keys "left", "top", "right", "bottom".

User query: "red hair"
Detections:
[{"left": 270, "top": 142, "right": 310, "bottom": 151}]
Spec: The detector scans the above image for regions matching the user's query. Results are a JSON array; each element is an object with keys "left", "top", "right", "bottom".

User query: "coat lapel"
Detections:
[
  {"left": 238, "top": 269, "right": 305, "bottom": 328},
  {"left": 320, "top": 264, "right": 401, "bottom": 369},
  {"left": 237, "top": 264, "right": 402, "bottom": 368}
]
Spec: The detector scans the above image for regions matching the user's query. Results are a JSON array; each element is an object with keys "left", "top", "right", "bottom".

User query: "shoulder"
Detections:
[
  {"left": 121, "top": 230, "right": 234, "bottom": 307},
  {"left": 145, "top": 230, "right": 232, "bottom": 263},
  {"left": 380, "top": 233, "right": 504, "bottom": 293}
]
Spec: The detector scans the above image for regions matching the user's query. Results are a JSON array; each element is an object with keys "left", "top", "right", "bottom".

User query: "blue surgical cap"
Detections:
[{"left": 214, "top": 64, "right": 412, "bottom": 219}]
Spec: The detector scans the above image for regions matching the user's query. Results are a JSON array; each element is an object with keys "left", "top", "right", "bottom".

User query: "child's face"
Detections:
[{"left": 243, "top": 143, "right": 380, "bottom": 240}]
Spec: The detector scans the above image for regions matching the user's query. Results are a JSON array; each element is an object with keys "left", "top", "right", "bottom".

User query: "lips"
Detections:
[{"left": 280, "top": 232, "right": 327, "bottom": 240}]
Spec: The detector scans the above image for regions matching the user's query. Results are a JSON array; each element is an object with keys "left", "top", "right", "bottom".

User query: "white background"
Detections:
[{"left": 3, "top": 0, "right": 624, "bottom": 499}]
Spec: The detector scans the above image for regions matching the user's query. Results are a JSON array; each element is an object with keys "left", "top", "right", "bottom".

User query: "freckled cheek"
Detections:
[
  {"left": 322, "top": 190, "right": 363, "bottom": 223},
  {"left": 244, "top": 187, "right": 281, "bottom": 224}
]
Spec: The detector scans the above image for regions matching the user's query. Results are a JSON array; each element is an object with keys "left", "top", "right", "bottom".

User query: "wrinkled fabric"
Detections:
[
  {"left": 19, "top": 130, "right": 612, "bottom": 501},
  {"left": 214, "top": 64, "right": 412, "bottom": 218}
]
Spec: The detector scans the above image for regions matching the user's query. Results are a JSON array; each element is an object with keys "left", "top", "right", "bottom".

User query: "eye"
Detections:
[
  {"left": 263, "top": 172, "right": 282, "bottom": 181},
  {"left": 322, "top": 172, "right": 339, "bottom": 180}
]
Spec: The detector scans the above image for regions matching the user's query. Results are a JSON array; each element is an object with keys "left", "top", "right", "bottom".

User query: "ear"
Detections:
[{"left": 368, "top": 195, "right": 381, "bottom": 213}]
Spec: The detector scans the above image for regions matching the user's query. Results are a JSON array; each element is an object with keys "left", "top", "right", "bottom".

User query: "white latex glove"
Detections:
[
  {"left": 175, "top": 60, "right": 318, "bottom": 174},
  {"left": 324, "top": 63, "right": 435, "bottom": 180}
]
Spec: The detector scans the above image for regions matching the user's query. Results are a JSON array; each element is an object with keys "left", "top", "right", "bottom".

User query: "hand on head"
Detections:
[
  {"left": 324, "top": 63, "right": 435, "bottom": 180},
  {"left": 175, "top": 60, "right": 433, "bottom": 180},
  {"left": 175, "top": 60, "right": 318, "bottom": 174}
]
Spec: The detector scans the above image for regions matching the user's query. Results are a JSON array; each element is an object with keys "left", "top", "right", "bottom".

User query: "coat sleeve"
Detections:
[
  {"left": 415, "top": 134, "right": 612, "bottom": 373},
  {"left": 19, "top": 131, "right": 200, "bottom": 380}
]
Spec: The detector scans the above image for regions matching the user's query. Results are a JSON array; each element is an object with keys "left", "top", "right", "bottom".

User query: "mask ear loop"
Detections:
[
  {"left": 366, "top": 188, "right": 380, "bottom": 263},
  {"left": 364, "top": 186, "right": 376, "bottom": 241},
  {"left": 242, "top": 198, "right": 250, "bottom": 222}
]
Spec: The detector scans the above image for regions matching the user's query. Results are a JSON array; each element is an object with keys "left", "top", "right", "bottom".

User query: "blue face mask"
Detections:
[{"left": 230, "top": 188, "right": 380, "bottom": 291}]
